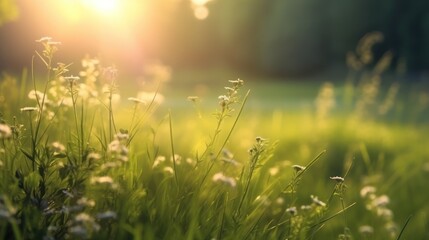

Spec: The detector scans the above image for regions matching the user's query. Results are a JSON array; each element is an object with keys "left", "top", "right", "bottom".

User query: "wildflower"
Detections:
[
  {"left": 163, "top": 166, "right": 174, "bottom": 175},
  {"left": 228, "top": 78, "right": 244, "bottom": 87},
  {"left": 91, "top": 176, "right": 114, "bottom": 184},
  {"left": 311, "top": 195, "right": 326, "bottom": 207},
  {"left": 64, "top": 75, "right": 80, "bottom": 86},
  {"left": 77, "top": 197, "right": 96, "bottom": 207},
  {"left": 152, "top": 156, "right": 166, "bottom": 168},
  {"left": 373, "top": 195, "right": 390, "bottom": 207},
  {"left": 86, "top": 152, "right": 101, "bottom": 162},
  {"left": 170, "top": 154, "right": 182, "bottom": 165},
  {"left": 20, "top": 106, "right": 38, "bottom": 112},
  {"left": 28, "top": 90, "right": 45, "bottom": 100},
  {"left": 186, "top": 157, "right": 196, "bottom": 166},
  {"left": 360, "top": 186, "right": 376, "bottom": 198},
  {"left": 292, "top": 165, "right": 306, "bottom": 172},
  {"left": 218, "top": 95, "right": 229, "bottom": 107},
  {"left": 255, "top": 136, "right": 266, "bottom": 143},
  {"left": 36, "top": 37, "right": 53, "bottom": 43},
  {"left": 330, "top": 176, "right": 345, "bottom": 183},
  {"left": 286, "top": 206, "right": 297, "bottom": 215},
  {"left": 51, "top": 141, "right": 66, "bottom": 153},
  {"left": 358, "top": 225, "right": 374, "bottom": 235},
  {"left": 74, "top": 213, "right": 92, "bottom": 222},
  {"left": 212, "top": 172, "right": 236, "bottom": 188},
  {"left": 0, "top": 124, "right": 12, "bottom": 139},
  {"left": 377, "top": 208, "right": 393, "bottom": 220},
  {"left": 301, "top": 205, "right": 313, "bottom": 211}
]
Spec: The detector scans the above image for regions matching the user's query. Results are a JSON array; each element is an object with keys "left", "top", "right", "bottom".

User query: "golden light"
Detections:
[
  {"left": 192, "top": 0, "right": 211, "bottom": 20},
  {"left": 82, "top": 0, "right": 119, "bottom": 15}
]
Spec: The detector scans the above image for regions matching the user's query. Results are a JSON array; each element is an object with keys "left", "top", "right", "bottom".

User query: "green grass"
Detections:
[{"left": 1, "top": 37, "right": 429, "bottom": 239}]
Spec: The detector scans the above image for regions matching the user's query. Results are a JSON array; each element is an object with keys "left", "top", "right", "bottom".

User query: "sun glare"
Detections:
[{"left": 82, "top": 0, "right": 119, "bottom": 15}]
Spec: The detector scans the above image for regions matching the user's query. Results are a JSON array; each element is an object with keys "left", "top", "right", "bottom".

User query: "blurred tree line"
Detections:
[
  {"left": 150, "top": 0, "right": 429, "bottom": 76},
  {"left": 1, "top": 0, "right": 429, "bottom": 77}
]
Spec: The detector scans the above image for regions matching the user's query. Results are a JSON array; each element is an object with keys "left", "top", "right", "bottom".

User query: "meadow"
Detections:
[{"left": 1, "top": 36, "right": 429, "bottom": 239}]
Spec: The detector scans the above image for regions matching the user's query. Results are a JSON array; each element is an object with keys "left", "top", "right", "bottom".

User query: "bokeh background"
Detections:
[{"left": 1, "top": 0, "right": 429, "bottom": 79}]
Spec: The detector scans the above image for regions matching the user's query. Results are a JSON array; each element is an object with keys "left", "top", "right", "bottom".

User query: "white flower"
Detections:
[
  {"left": 359, "top": 225, "right": 374, "bottom": 235},
  {"left": 152, "top": 156, "right": 166, "bottom": 168},
  {"left": 91, "top": 176, "right": 114, "bottom": 184},
  {"left": 0, "top": 124, "right": 12, "bottom": 139},
  {"left": 163, "top": 167, "right": 174, "bottom": 175},
  {"left": 51, "top": 141, "right": 65, "bottom": 153},
  {"left": 20, "top": 107, "right": 39, "bottom": 112},
  {"left": 360, "top": 186, "right": 377, "bottom": 198},
  {"left": 87, "top": 152, "right": 101, "bottom": 162},
  {"left": 212, "top": 172, "right": 236, "bottom": 188},
  {"left": 310, "top": 195, "right": 326, "bottom": 207},
  {"left": 373, "top": 195, "right": 390, "bottom": 207}
]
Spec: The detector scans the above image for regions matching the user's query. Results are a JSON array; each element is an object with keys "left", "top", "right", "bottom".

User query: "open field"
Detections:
[{"left": 1, "top": 39, "right": 429, "bottom": 239}]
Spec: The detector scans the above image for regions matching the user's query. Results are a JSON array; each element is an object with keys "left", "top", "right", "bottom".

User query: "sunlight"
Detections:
[{"left": 82, "top": 0, "right": 119, "bottom": 15}]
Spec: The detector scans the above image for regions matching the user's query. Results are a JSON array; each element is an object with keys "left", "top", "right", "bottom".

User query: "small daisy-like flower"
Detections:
[
  {"left": 228, "top": 78, "right": 244, "bottom": 87},
  {"left": 286, "top": 206, "right": 297, "bottom": 215},
  {"left": 311, "top": 195, "right": 326, "bottom": 207},
  {"left": 330, "top": 176, "right": 345, "bottom": 183},
  {"left": 64, "top": 75, "right": 80, "bottom": 83},
  {"left": 20, "top": 107, "right": 39, "bottom": 112},
  {"left": 292, "top": 164, "right": 306, "bottom": 172}
]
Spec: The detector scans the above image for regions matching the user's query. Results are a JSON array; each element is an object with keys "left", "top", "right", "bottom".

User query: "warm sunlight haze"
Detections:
[
  {"left": 82, "top": 0, "right": 119, "bottom": 15},
  {"left": 0, "top": 1, "right": 428, "bottom": 239}
]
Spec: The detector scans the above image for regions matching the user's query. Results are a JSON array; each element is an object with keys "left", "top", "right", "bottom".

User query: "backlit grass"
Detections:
[{"left": 1, "top": 36, "right": 429, "bottom": 239}]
